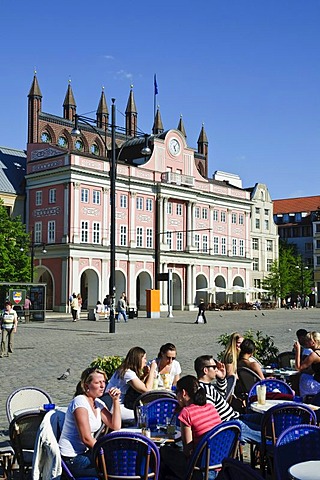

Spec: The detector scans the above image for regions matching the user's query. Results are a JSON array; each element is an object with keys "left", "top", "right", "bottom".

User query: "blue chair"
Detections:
[
  {"left": 93, "top": 431, "right": 160, "bottom": 480},
  {"left": 185, "top": 420, "right": 241, "bottom": 480},
  {"left": 217, "top": 457, "right": 264, "bottom": 479},
  {"left": 247, "top": 378, "right": 294, "bottom": 411},
  {"left": 137, "top": 398, "right": 179, "bottom": 429},
  {"left": 259, "top": 402, "right": 317, "bottom": 477},
  {"left": 273, "top": 424, "right": 320, "bottom": 480}
]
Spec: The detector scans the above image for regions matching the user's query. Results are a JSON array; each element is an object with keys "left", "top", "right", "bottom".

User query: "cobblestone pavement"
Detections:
[{"left": 0, "top": 307, "right": 318, "bottom": 438}]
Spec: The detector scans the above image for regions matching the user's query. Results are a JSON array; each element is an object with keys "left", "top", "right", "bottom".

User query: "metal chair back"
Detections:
[
  {"left": 277, "top": 351, "right": 295, "bottom": 369},
  {"left": 247, "top": 378, "right": 294, "bottom": 410},
  {"left": 133, "top": 391, "right": 176, "bottom": 421},
  {"left": 274, "top": 424, "right": 320, "bottom": 480},
  {"left": 184, "top": 420, "right": 241, "bottom": 480},
  {"left": 6, "top": 386, "right": 53, "bottom": 423},
  {"left": 138, "top": 398, "right": 179, "bottom": 428},
  {"left": 93, "top": 431, "right": 160, "bottom": 480}
]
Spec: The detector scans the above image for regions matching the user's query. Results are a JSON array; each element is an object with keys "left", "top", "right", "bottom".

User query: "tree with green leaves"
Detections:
[{"left": 0, "top": 202, "right": 31, "bottom": 282}]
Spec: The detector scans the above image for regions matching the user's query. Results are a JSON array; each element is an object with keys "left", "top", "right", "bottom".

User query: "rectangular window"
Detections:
[
  {"left": 239, "top": 239, "right": 244, "bottom": 256},
  {"left": 120, "top": 226, "right": 127, "bottom": 246},
  {"left": 177, "top": 232, "right": 183, "bottom": 251},
  {"left": 136, "top": 197, "right": 143, "bottom": 210},
  {"left": 167, "top": 202, "right": 172, "bottom": 214},
  {"left": 255, "top": 218, "right": 260, "bottom": 229},
  {"left": 146, "top": 198, "right": 153, "bottom": 212},
  {"left": 176, "top": 204, "right": 182, "bottom": 216},
  {"left": 265, "top": 209, "right": 269, "bottom": 215},
  {"left": 232, "top": 238, "right": 237, "bottom": 255},
  {"left": 167, "top": 232, "right": 172, "bottom": 249},
  {"left": 267, "top": 240, "right": 273, "bottom": 252},
  {"left": 213, "top": 210, "right": 218, "bottom": 221},
  {"left": 81, "top": 188, "right": 89, "bottom": 203},
  {"left": 252, "top": 238, "right": 259, "bottom": 250},
  {"left": 195, "top": 207, "right": 200, "bottom": 218},
  {"left": 221, "top": 211, "right": 226, "bottom": 222},
  {"left": 35, "top": 191, "right": 42, "bottom": 206},
  {"left": 317, "top": 256, "right": 320, "bottom": 266},
  {"left": 195, "top": 234, "right": 200, "bottom": 252},
  {"left": 267, "top": 259, "right": 273, "bottom": 272},
  {"left": 81, "top": 221, "right": 89, "bottom": 243},
  {"left": 49, "top": 188, "right": 56, "bottom": 204},
  {"left": 202, "top": 235, "right": 208, "bottom": 253},
  {"left": 202, "top": 208, "right": 208, "bottom": 220},
  {"left": 93, "top": 190, "right": 101, "bottom": 205},
  {"left": 239, "top": 214, "right": 244, "bottom": 225},
  {"left": 253, "top": 257, "right": 259, "bottom": 271},
  {"left": 146, "top": 228, "right": 153, "bottom": 248},
  {"left": 221, "top": 237, "right": 226, "bottom": 255},
  {"left": 34, "top": 222, "right": 42, "bottom": 243},
  {"left": 255, "top": 207, "right": 260, "bottom": 214},
  {"left": 137, "top": 227, "right": 143, "bottom": 247},
  {"left": 213, "top": 237, "right": 219, "bottom": 254},
  {"left": 265, "top": 219, "right": 269, "bottom": 230},
  {"left": 232, "top": 213, "right": 237, "bottom": 224},
  {"left": 48, "top": 220, "right": 55, "bottom": 243},
  {"left": 120, "top": 194, "right": 127, "bottom": 208},
  {"left": 93, "top": 222, "right": 100, "bottom": 244},
  {"left": 254, "top": 279, "right": 261, "bottom": 289}
]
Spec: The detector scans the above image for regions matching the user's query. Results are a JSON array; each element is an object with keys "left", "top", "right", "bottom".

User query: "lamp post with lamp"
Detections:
[
  {"left": 295, "top": 263, "right": 309, "bottom": 306},
  {"left": 71, "top": 99, "right": 152, "bottom": 333}
]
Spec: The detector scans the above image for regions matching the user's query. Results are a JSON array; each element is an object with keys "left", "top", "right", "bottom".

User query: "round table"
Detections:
[
  {"left": 250, "top": 399, "right": 292, "bottom": 413},
  {"left": 289, "top": 460, "right": 320, "bottom": 479}
]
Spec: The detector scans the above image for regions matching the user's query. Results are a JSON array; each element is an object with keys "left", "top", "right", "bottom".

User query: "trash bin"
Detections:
[
  {"left": 88, "top": 309, "right": 95, "bottom": 321},
  {"left": 128, "top": 308, "right": 135, "bottom": 319}
]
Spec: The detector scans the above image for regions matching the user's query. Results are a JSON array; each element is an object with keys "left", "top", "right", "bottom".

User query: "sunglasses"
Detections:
[
  {"left": 204, "top": 364, "right": 218, "bottom": 369},
  {"left": 166, "top": 356, "right": 176, "bottom": 360}
]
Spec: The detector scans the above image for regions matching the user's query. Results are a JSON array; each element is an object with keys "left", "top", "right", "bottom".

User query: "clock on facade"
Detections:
[{"left": 169, "top": 138, "right": 181, "bottom": 156}]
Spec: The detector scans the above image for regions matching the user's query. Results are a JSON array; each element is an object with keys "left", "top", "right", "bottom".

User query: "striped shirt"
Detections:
[
  {"left": 199, "top": 379, "right": 240, "bottom": 422},
  {"left": 178, "top": 403, "right": 221, "bottom": 446}
]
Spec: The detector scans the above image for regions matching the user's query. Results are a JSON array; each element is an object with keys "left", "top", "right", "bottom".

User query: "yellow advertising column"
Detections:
[{"left": 146, "top": 289, "right": 160, "bottom": 318}]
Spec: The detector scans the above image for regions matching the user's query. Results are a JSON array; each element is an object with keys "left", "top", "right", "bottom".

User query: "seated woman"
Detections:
[
  {"left": 294, "top": 331, "right": 320, "bottom": 397},
  {"left": 237, "top": 339, "right": 264, "bottom": 379},
  {"left": 160, "top": 375, "right": 221, "bottom": 480},
  {"left": 106, "top": 346, "right": 157, "bottom": 422},
  {"left": 59, "top": 367, "right": 121, "bottom": 478},
  {"left": 223, "top": 332, "right": 244, "bottom": 377},
  {"left": 151, "top": 342, "right": 181, "bottom": 389}
]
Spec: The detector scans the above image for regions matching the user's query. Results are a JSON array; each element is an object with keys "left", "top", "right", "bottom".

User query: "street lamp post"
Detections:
[
  {"left": 28, "top": 242, "right": 47, "bottom": 282},
  {"left": 296, "top": 264, "right": 308, "bottom": 306},
  {"left": 72, "top": 99, "right": 151, "bottom": 333}
]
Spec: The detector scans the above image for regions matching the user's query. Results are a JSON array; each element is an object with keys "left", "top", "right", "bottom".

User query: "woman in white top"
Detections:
[
  {"left": 59, "top": 367, "right": 121, "bottom": 477},
  {"left": 152, "top": 343, "right": 181, "bottom": 388},
  {"left": 106, "top": 346, "right": 157, "bottom": 422}
]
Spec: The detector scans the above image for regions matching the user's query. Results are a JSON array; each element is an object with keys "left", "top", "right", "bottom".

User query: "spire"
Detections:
[
  {"left": 125, "top": 85, "right": 137, "bottom": 136},
  {"left": 197, "top": 123, "right": 208, "bottom": 178},
  {"left": 28, "top": 71, "right": 42, "bottom": 98},
  {"left": 152, "top": 106, "right": 164, "bottom": 135},
  {"left": 96, "top": 87, "right": 109, "bottom": 129},
  {"left": 63, "top": 80, "right": 76, "bottom": 121},
  {"left": 28, "top": 71, "right": 42, "bottom": 144},
  {"left": 177, "top": 115, "right": 187, "bottom": 139}
]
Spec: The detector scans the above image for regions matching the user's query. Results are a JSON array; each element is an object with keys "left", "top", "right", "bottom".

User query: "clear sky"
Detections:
[{"left": 1, "top": 0, "right": 319, "bottom": 200}]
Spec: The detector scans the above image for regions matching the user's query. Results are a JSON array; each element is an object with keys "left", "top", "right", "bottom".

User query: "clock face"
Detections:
[{"left": 169, "top": 138, "right": 181, "bottom": 156}]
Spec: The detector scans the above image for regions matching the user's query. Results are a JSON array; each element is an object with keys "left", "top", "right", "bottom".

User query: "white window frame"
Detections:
[
  {"left": 136, "top": 197, "right": 143, "bottom": 210},
  {"left": 195, "top": 234, "right": 200, "bottom": 252},
  {"left": 81, "top": 221, "right": 89, "bottom": 243},
  {"left": 120, "top": 194, "right": 127, "bottom": 208},
  {"left": 93, "top": 222, "right": 100, "bottom": 244},
  {"left": 146, "top": 198, "right": 153, "bottom": 212},
  {"left": 267, "top": 240, "right": 273, "bottom": 252},
  {"left": 167, "top": 202, "right": 172, "bottom": 214},
  {"left": 239, "top": 239, "right": 244, "bottom": 256},
  {"left": 93, "top": 190, "right": 101, "bottom": 205},
  {"left": 213, "top": 236, "right": 219, "bottom": 254},
  {"left": 232, "top": 238, "right": 237, "bottom": 255},
  {"left": 176, "top": 204, "right": 183, "bottom": 216},
  {"left": 213, "top": 210, "right": 218, "bottom": 221},
  {"left": 47, "top": 220, "right": 55, "bottom": 243},
  {"left": 202, "top": 234, "right": 208, "bottom": 253},
  {"left": 221, "top": 211, "right": 226, "bottom": 222},
  {"left": 137, "top": 227, "right": 143, "bottom": 247},
  {"left": 252, "top": 238, "right": 259, "bottom": 250},
  {"left": 35, "top": 191, "right": 42, "bottom": 206},
  {"left": 177, "top": 232, "right": 183, "bottom": 251},
  {"left": 49, "top": 188, "right": 56, "bottom": 204},
  {"left": 202, "top": 208, "right": 208, "bottom": 220},
  {"left": 120, "top": 225, "right": 127, "bottom": 246},
  {"left": 221, "top": 237, "right": 226, "bottom": 255},
  {"left": 167, "top": 231, "right": 172, "bottom": 249},
  {"left": 81, "top": 188, "right": 89, "bottom": 203},
  {"left": 239, "top": 214, "right": 244, "bottom": 225},
  {"left": 195, "top": 207, "right": 200, "bottom": 218},
  {"left": 253, "top": 257, "right": 259, "bottom": 271},
  {"left": 231, "top": 213, "right": 237, "bottom": 224},
  {"left": 146, "top": 228, "right": 153, "bottom": 248},
  {"left": 34, "top": 222, "right": 42, "bottom": 243}
]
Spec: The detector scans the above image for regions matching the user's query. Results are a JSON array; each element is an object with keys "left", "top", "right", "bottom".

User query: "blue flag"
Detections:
[{"left": 154, "top": 74, "right": 158, "bottom": 95}]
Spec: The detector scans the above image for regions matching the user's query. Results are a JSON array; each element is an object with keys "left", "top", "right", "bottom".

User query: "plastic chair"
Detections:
[
  {"left": 247, "top": 378, "right": 294, "bottom": 410},
  {"left": 9, "top": 410, "right": 47, "bottom": 479},
  {"left": 273, "top": 424, "right": 320, "bottom": 480},
  {"left": 277, "top": 351, "right": 295, "bottom": 369},
  {"left": 184, "top": 420, "right": 241, "bottom": 480},
  {"left": 217, "top": 457, "right": 264, "bottom": 479},
  {"left": 92, "top": 431, "right": 160, "bottom": 480},
  {"left": 259, "top": 402, "right": 317, "bottom": 477},
  {"left": 135, "top": 397, "right": 179, "bottom": 427},
  {"left": 225, "top": 375, "right": 237, "bottom": 403},
  {"left": 6, "top": 386, "right": 53, "bottom": 423},
  {"left": 133, "top": 391, "right": 176, "bottom": 420}
]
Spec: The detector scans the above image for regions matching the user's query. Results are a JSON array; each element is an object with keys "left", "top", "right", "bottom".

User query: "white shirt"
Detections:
[
  {"left": 151, "top": 359, "right": 181, "bottom": 388},
  {"left": 59, "top": 395, "right": 105, "bottom": 457},
  {"left": 106, "top": 369, "right": 138, "bottom": 404}
]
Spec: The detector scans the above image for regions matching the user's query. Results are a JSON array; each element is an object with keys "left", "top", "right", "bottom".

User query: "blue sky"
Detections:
[{"left": 1, "top": 0, "right": 319, "bottom": 200}]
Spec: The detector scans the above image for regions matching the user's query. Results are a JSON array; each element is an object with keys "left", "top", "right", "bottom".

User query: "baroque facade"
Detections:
[{"left": 26, "top": 75, "right": 278, "bottom": 311}]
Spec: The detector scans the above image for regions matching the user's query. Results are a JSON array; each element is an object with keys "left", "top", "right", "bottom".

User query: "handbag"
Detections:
[
  {"left": 197, "top": 314, "right": 204, "bottom": 324},
  {"left": 124, "top": 385, "right": 141, "bottom": 410}
]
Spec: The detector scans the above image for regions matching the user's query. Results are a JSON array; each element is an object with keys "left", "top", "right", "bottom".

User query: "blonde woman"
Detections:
[
  {"left": 223, "top": 332, "right": 243, "bottom": 376},
  {"left": 294, "top": 331, "right": 320, "bottom": 397}
]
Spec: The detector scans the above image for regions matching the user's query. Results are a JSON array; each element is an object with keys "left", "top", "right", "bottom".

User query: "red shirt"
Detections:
[{"left": 178, "top": 403, "right": 221, "bottom": 446}]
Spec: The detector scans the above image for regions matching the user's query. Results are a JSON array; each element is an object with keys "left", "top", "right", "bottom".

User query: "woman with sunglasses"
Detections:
[
  {"left": 160, "top": 375, "right": 221, "bottom": 480},
  {"left": 59, "top": 367, "right": 121, "bottom": 478},
  {"left": 151, "top": 343, "right": 181, "bottom": 389}
]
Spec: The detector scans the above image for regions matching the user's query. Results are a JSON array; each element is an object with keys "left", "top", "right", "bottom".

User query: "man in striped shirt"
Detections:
[{"left": 195, "top": 355, "right": 261, "bottom": 443}]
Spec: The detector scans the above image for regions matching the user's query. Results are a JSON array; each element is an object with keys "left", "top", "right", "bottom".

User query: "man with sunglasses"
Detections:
[{"left": 195, "top": 355, "right": 261, "bottom": 443}]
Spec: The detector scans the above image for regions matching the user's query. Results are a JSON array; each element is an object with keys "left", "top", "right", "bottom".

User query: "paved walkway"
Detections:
[{"left": 0, "top": 307, "right": 318, "bottom": 437}]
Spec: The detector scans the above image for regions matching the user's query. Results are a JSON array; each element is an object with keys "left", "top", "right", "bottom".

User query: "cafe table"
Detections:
[
  {"left": 263, "top": 367, "right": 299, "bottom": 379},
  {"left": 250, "top": 399, "right": 320, "bottom": 414},
  {"left": 289, "top": 460, "right": 320, "bottom": 480},
  {"left": 121, "top": 426, "right": 181, "bottom": 446}
]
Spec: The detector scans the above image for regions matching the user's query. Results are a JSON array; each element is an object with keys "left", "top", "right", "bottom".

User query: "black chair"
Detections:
[
  {"left": 277, "top": 351, "right": 295, "bottom": 369},
  {"left": 217, "top": 457, "right": 264, "bottom": 479},
  {"left": 236, "top": 368, "right": 261, "bottom": 407}
]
